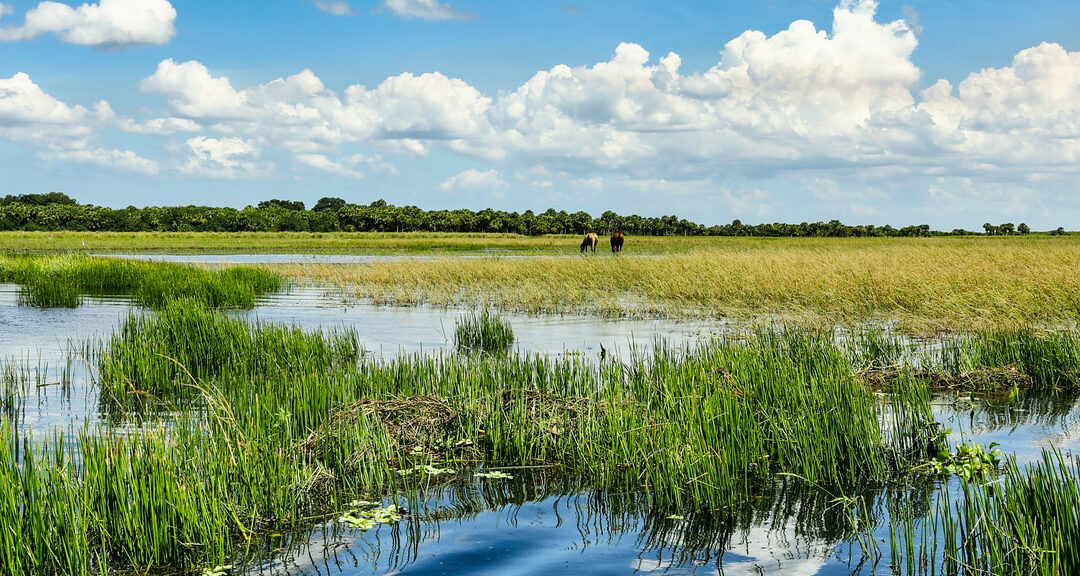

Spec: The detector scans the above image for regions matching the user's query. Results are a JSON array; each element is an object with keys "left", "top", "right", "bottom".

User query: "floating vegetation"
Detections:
[
  {"left": 925, "top": 441, "right": 1004, "bottom": 481},
  {"left": 338, "top": 501, "right": 405, "bottom": 531},
  {"left": 858, "top": 364, "right": 1034, "bottom": 393},
  {"left": 0, "top": 253, "right": 283, "bottom": 309},
  {"left": 475, "top": 470, "right": 513, "bottom": 479},
  {"left": 397, "top": 464, "right": 456, "bottom": 477},
  {"left": 454, "top": 309, "right": 514, "bottom": 353}
]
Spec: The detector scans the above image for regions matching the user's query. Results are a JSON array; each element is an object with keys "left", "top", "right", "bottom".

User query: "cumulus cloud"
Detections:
[
  {"left": 313, "top": 1, "right": 353, "bottom": 16},
  {"left": 378, "top": 0, "right": 470, "bottom": 21},
  {"left": 440, "top": 168, "right": 507, "bottom": 191},
  {"left": 0, "top": 72, "right": 157, "bottom": 172},
  {"left": 46, "top": 146, "right": 158, "bottom": 174},
  {"left": 0, "top": 0, "right": 176, "bottom": 47},
  {"left": 26, "top": 0, "right": 1068, "bottom": 215},
  {"left": 141, "top": 59, "right": 252, "bottom": 120},
  {"left": 181, "top": 136, "right": 267, "bottom": 178},
  {"left": 296, "top": 152, "right": 395, "bottom": 178}
]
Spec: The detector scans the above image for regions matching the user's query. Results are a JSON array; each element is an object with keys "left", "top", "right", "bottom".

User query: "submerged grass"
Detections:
[{"left": 0, "top": 254, "right": 283, "bottom": 309}]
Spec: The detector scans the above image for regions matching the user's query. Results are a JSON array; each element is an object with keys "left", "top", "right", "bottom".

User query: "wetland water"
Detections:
[
  {"left": 2, "top": 275, "right": 1078, "bottom": 575},
  {"left": 0, "top": 281, "right": 723, "bottom": 433}
]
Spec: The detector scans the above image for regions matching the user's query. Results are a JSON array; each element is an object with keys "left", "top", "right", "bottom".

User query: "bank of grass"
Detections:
[
  {"left": 0, "top": 254, "right": 282, "bottom": 308},
  {"left": 274, "top": 236, "right": 1080, "bottom": 332}
]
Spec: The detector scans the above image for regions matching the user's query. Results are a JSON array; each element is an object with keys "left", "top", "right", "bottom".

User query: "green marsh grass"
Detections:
[
  {"left": 893, "top": 449, "right": 1080, "bottom": 576},
  {"left": 0, "top": 254, "right": 283, "bottom": 309},
  {"left": 96, "top": 299, "right": 361, "bottom": 410},
  {"left": 10, "top": 302, "right": 1080, "bottom": 574},
  {"left": 453, "top": 309, "right": 514, "bottom": 353}
]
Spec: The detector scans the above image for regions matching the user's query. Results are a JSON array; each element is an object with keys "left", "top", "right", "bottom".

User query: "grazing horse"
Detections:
[
  {"left": 580, "top": 232, "right": 599, "bottom": 253},
  {"left": 610, "top": 231, "right": 625, "bottom": 253}
]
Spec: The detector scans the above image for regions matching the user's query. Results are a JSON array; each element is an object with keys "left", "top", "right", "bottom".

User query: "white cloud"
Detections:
[
  {"left": 296, "top": 152, "right": 395, "bottom": 178},
  {"left": 348, "top": 72, "right": 492, "bottom": 139},
  {"left": 47, "top": 0, "right": 1072, "bottom": 212},
  {"left": 0, "top": 0, "right": 176, "bottom": 46},
  {"left": 313, "top": 1, "right": 353, "bottom": 16},
  {"left": 141, "top": 59, "right": 252, "bottom": 120},
  {"left": 0, "top": 72, "right": 157, "bottom": 172},
  {"left": 379, "top": 0, "right": 469, "bottom": 20},
  {"left": 440, "top": 168, "right": 507, "bottom": 191},
  {"left": 46, "top": 146, "right": 158, "bottom": 174},
  {"left": 0, "top": 72, "right": 88, "bottom": 126},
  {"left": 181, "top": 136, "right": 267, "bottom": 178}
]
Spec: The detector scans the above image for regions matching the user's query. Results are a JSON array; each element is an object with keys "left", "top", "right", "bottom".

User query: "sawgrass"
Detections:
[{"left": 273, "top": 236, "right": 1080, "bottom": 332}]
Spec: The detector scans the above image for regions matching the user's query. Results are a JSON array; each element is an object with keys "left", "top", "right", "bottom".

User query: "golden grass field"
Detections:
[
  {"left": 4, "top": 231, "right": 1079, "bottom": 332},
  {"left": 260, "top": 235, "right": 1080, "bottom": 333}
]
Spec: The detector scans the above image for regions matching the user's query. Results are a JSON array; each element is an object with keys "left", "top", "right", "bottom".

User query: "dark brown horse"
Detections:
[
  {"left": 580, "top": 232, "right": 599, "bottom": 253},
  {"left": 610, "top": 231, "right": 625, "bottom": 253}
]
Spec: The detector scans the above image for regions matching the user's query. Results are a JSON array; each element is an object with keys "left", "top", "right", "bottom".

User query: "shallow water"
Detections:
[
  {"left": 0, "top": 282, "right": 722, "bottom": 434},
  {"left": 232, "top": 392, "right": 1080, "bottom": 576},
  {"left": 2, "top": 278, "right": 1078, "bottom": 575}
]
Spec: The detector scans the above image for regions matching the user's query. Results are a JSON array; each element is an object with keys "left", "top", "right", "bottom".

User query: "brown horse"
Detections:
[
  {"left": 580, "top": 232, "right": 599, "bottom": 253},
  {"left": 610, "top": 231, "right": 625, "bottom": 253}
]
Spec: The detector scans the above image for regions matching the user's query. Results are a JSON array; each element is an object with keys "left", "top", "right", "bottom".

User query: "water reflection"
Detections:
[{"left": 234, "top": 472, "right": 950, "bottom": 576}]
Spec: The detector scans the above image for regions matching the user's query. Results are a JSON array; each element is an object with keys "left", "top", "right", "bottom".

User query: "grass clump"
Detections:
[
  {"left": 97, "top": 299, "right": 361, "bottom": 409},
  {"left": 454, "top": 309, "right": 514, "bottom": 353},
  {"left": 894, "top": 449, "right": 1080, "bottom": 576},
  {"left": 0, "top": 254, "right": 283, "bottom": 309}
]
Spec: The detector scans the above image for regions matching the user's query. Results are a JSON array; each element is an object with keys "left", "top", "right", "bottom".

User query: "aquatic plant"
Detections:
[
  {"left": 11, "top": 306, "right": 1080, "bottom": 575},
  {"left": 453, "top": 309, "right": 515, "bottom": 353},
  {"left": 0, "top": 254, "right": 283, "bottom": 309},
  {"left": 896, "top": 449, "right": 1080, "bottom": 575},
  {"left": 96, "top": 299, "right": 361, "bottom": 409}
]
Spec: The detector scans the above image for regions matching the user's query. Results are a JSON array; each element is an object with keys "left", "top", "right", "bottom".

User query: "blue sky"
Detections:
[{"left": 2, "top": 0, "right": 1080, "bottom": 228}]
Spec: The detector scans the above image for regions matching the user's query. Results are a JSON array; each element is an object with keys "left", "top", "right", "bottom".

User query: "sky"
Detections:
[{"left": 2, "top": 0, "right": 1080, "bottom": 229}]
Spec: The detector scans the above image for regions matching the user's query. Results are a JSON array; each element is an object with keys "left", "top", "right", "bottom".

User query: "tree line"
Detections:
[{"left": 0, "top": 193, "right": 1062, "bottom": 237}]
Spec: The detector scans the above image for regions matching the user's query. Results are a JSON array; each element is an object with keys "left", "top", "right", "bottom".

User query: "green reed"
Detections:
[
  {"left": 96, "top": 299, "right": 361, "bottom": 410},
  {"left": 0, "top": 254, "right": 283, "bottom": 309},
  {"left": 892, "top": 449, "right": 1080, "bottom": 576},
  {"left": 453, "top": 309, "right": 515, "bottom": 353}
]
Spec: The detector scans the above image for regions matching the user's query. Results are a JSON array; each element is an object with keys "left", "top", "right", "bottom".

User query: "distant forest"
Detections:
[{"left": 0, "top": 193, "right": 1058, "bottom": 237}]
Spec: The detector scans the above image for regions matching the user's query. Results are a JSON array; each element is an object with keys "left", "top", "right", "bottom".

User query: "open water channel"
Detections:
[{"left": 1, "top": 255, "right": 1077, "bottom": 575}]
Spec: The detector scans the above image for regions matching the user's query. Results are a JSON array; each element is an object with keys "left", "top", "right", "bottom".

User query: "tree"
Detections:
[
  {"left": 999, "top": 222, "right": 1015, "bottom": 235},
  {"left": 312, "top": 197, "right": 346, "bottom": 212},
  {"left": 0, "top": 192, "right": 78, "bottom": 206},
  {"left": 1017, "top": 223, "right": 1030, "bottom": 235},
  {"left": 258, "top": 199, "right": 305, "bottom": 211}
]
